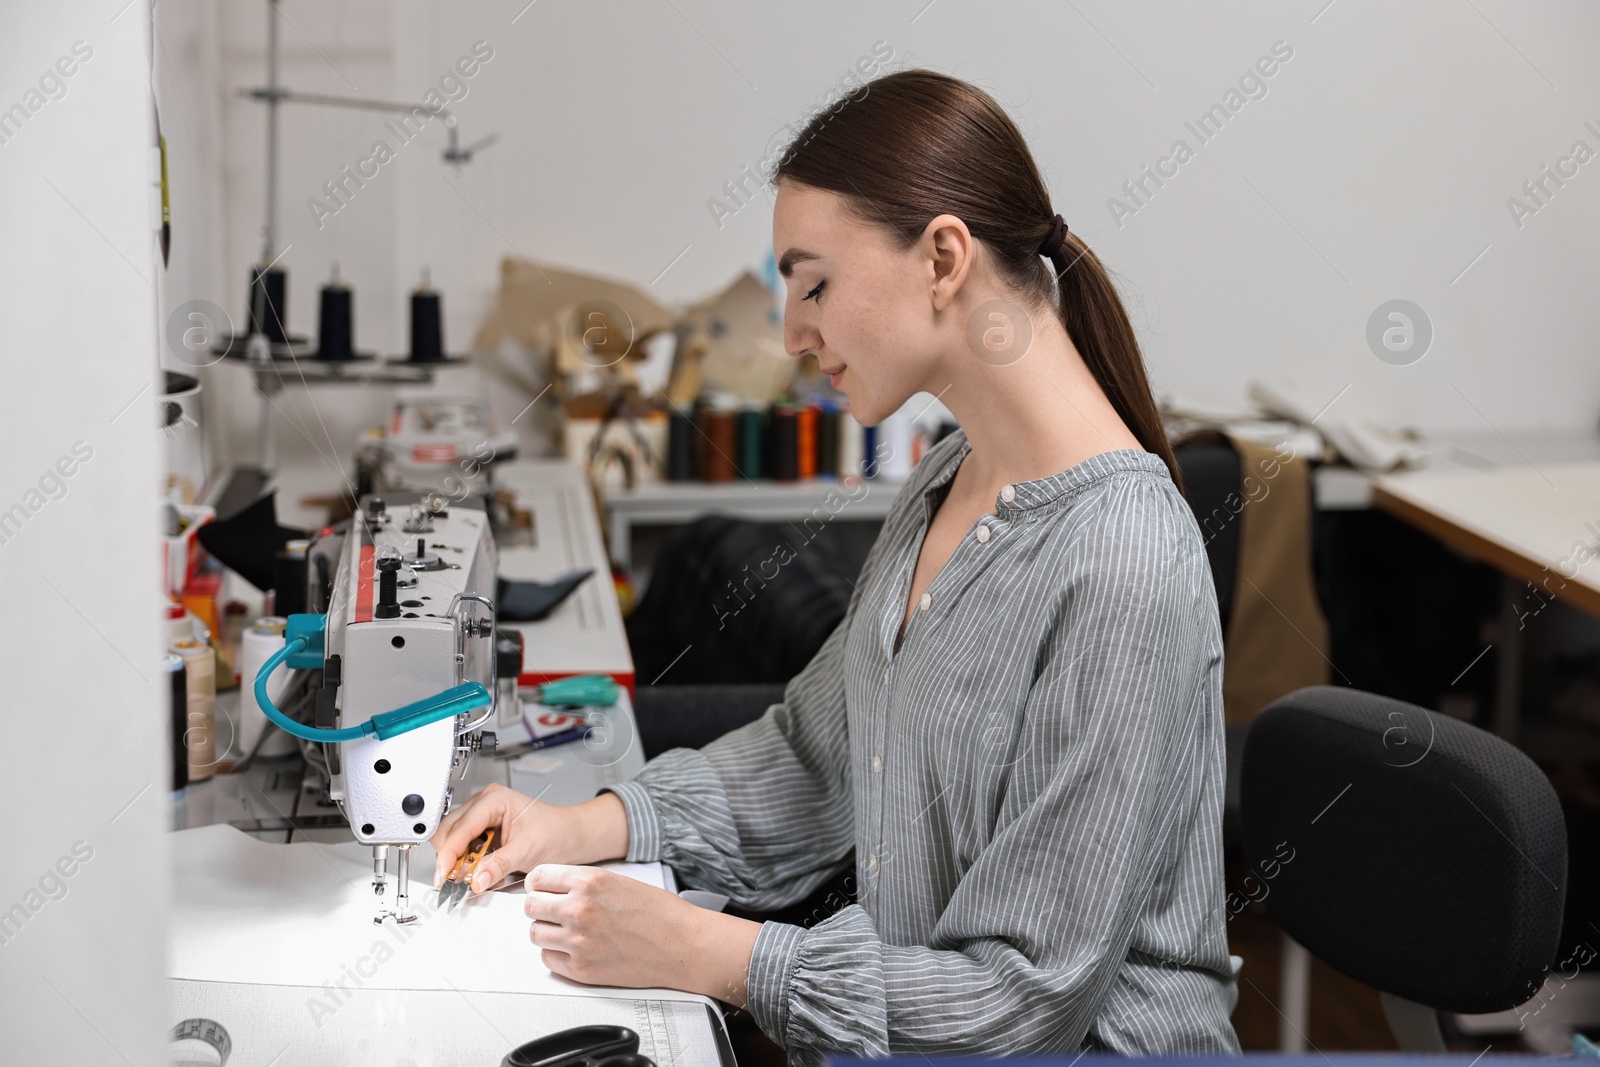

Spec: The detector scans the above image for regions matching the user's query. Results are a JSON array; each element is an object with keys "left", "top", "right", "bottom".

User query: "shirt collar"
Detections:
[{"left": 920, "top": 428, "right": 1171, "bottom": 519}]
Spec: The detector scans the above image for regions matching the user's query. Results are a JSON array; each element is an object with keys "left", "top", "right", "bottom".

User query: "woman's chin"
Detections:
[{"left": 847, "top": 396, "right": 896, "bottom": 428}]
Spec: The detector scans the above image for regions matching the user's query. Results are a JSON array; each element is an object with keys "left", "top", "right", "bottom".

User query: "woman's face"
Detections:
[{"left": 772, "top": 180, "right": 947, "bottom": 426}]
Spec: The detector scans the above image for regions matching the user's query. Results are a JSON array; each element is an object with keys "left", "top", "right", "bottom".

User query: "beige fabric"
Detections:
[{"left": 1221, "top": 435, "right": 1330, "bottom": 726}]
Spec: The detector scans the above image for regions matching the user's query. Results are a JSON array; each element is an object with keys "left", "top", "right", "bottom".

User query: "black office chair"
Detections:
[
  {"left": 1172, "top": 440, "right": 1247, "bottom": 843},
  {"left": 1241, "top": 685, "right": 1567, "bottom": 1049}
]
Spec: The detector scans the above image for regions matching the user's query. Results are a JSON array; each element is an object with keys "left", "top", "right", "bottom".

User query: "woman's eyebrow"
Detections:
[{"left": 777, "top": 249, "right": 820, "bottom": 277}]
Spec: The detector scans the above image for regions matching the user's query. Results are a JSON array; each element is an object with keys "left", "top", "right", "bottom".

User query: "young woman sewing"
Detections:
[{"left": 434, "top": 69, "right": 1240, "bottom": 1063}]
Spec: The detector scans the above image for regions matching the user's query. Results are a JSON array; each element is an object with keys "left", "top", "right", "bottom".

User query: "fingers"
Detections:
[
  {"left": 529, "top": 914, "right": 574, "bottom": 950},
  {"left": 524, "top": 863, "right": 587, "bottom": 894},
  {"left": 467, "top": 849, "right": 516, "bottom": 894},
  {"left": 430, "top": 784, "right": 506, "bottom": 887},
  {"left": 524, "top": 888, "right": 581, "bottom": 924},
  {"left": 538, "top": 946, "right": 575, "bottom": 980}
]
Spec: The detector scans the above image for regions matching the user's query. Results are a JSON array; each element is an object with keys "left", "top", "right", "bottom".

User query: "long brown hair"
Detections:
[{"left": 775, "top": 69, "right": 1182, "bottom": 491}]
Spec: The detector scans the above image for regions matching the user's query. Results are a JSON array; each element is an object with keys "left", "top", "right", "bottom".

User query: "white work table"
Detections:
[
  {"left": 165, "top": 806, "right": 732, "bottom": 1066},
  {"left": 1374, "top": 462, "right": 1600, "bottom": 618},
  {"left": 494, "top": 460, "right": 635, "bottom": 691},
  {"left": 167, "top": 694, "right": 736, "bottom": 1066},
  {"left": 172, "top": 461, "right": 727, "bottom": 1064},
  {"left": 1372, "top": 430, "right": 1600, "bottom": 744}
]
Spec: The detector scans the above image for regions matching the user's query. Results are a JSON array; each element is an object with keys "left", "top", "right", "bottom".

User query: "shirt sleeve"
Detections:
[
  {"left": 743, "top": 477, "right": 1238, "bottom": 1059},
  {"left": 601, "top": 574, "right": 862, "bottom": 912}
]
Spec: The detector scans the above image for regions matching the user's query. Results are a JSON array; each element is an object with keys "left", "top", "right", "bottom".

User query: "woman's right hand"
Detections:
[{"left": 430, "top": 783, "right": 629, "bottom": 895}]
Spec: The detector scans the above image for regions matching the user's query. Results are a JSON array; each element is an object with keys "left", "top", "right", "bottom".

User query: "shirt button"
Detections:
[
  {"left": 918, "top": 592, "right": 931, "bottom": 612},
  {"left": 1000, "top": 484, "right": 1016, "bottom": 504},
  {"left": 872, "top": 755, "right": 883, "bottom": 773},
  {"left": 868, "top": 853, "right": 880, "bottom": 872},
  {"left": 975, "top": 524, "right": 991, "bottom": 543},
  {"left": 882, "top": 665, "right": 891, "bottom": 685}
]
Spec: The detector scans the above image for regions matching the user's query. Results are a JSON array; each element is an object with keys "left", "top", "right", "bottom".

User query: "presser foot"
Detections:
[
  {"left": 373, "top": 908, "right": 419, "bottom": 926},
  {"left": 371, "top": 843, "right": 419, "bottom": 924}
]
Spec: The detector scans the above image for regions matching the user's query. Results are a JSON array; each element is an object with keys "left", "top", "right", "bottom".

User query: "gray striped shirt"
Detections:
[{"left": 605, "top": 429, "right": 1241, "bottom": 1064}]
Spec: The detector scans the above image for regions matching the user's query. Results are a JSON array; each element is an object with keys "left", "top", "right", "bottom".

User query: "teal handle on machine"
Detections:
[{"left": 253, "top": 613, "right": 491, "bottom": 742}]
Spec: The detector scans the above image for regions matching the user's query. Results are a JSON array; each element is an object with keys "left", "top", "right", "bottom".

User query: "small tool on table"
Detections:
[
  {"left": 527, "top": 674, "right": 619, "bottom": 707},
  {"left": 436, "top": 828, "right": 495, "bottom": 911}
]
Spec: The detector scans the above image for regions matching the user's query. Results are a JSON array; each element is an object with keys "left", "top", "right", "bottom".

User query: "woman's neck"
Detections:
[{"left": 926, "top": 307, "right": 1144, "bottom": 492}]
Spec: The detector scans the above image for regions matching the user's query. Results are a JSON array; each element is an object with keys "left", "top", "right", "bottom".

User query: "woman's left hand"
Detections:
[{"left": 524, "top": 864, "right": 761, "bottom": 1005}]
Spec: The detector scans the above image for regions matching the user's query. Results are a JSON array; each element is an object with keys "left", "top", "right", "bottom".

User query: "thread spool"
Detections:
[
  {"left": 837, "top": 409, "right": 863, "bottom": 479},
  {"left": 769, "top": 405, "right": 799, "bottom": 482},
  {"left": 797, "top": 405, "right": 818, "bottom": 479},
  {"left": 316, "top": 264, "right": 354, "bottom": 361},
  {"left": 238, "top": 617, "right": 298, "bottom": 759},
  {"left": 736, "top": 406, "right": 765, "bottom": 479},
  {"left": 692, "top": 398, "right": 711, "bottom": 477},
  {"left": 702, "top": 408, "right": 737, "bottom": 482},
  {"left": 247, "top": 266, "right": 288, "bottom": 342},
  {"left": 818, "top": 407, "right": 839, "bottom": 476},
  {"left": 666, "top": 410, "right": 697, "bottom": 481},
  {"left": 172, "top": 639, "right": 218, "bottom": 781},
  {"left": 861, "top": 424, "right": 879, "bottom": 478},
  {"left": 162, "top": 653, "right": 188, "bottom": 794},
  {"left": 408, "top": 273, "right": 445, "bottom": 363},
  {"left": 875, "top": 408, "right": 914, "bottom": 480}
]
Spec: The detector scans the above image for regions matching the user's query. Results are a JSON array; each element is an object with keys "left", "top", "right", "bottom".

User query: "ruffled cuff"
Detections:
[
  {"left": 746, "top": 920, "right": 807, "bottom": 1042},
  {"left": 750, "top": 906, "right": 889, "bottom": 1058},
  {"left": 598, "top": 780, "right": 662, "bottom": 863}
]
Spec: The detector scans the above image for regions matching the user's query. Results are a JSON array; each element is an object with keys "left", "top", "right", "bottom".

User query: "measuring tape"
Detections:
[{"left": 170, "top": 1018, "right": 231, "bottom": 1065}]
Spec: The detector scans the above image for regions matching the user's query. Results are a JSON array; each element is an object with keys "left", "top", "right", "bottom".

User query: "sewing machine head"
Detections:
[{"left": 315, "top": 493, "right": 499, "bottom": 922}]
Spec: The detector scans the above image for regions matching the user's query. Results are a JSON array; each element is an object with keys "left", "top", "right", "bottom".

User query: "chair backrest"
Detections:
[
  {"left": 1173, "top": 439, "right": 1241, "bottom": 626},
  {"left": 1241, "top": 685, "right": 1566, "bottom": 1014}
]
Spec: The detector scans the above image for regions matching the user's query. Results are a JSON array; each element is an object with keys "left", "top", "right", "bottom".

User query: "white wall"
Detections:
[
  {"left": 0, "top": 2, "right": 165, "bottom": 1062},
  {"left": 166, "top": 0, "right": 1600, "bottom": 492}
]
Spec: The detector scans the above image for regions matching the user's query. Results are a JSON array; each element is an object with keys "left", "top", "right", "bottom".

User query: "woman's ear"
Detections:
[{"left": 920, "top": 213, "right": 974, "bottom": 313}]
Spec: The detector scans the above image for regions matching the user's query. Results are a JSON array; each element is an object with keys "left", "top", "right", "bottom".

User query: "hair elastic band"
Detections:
[{"left": 1039, "top": 213, "right": 1069, "bottom": 258}]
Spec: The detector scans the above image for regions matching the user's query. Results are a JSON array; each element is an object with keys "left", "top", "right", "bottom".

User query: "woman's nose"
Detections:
[{"left": 783, "top": 310, "right": 819, "bottom": 359}]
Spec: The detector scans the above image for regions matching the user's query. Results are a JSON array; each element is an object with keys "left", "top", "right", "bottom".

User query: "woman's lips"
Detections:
[{"left": 825, "top": 366, "right": 846, "bottom": 388}]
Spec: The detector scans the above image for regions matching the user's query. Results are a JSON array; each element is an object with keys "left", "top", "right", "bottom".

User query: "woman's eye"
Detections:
[{"left": 802, "top": 280, "right": 826, "bottom": 303}]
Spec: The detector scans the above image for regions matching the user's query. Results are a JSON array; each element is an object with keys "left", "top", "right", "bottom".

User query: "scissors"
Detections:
[
  {"left": 436, "top": 829, "right": 495, "bottom": 911},
  {"left": 501, "top": 1024, "right": 655, "bottom": 1067}
]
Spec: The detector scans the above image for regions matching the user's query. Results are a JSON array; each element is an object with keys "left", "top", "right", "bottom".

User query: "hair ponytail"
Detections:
[
  {"left": 775, "top": 69, "right": 1183, "bottom": 492},
  {"left": 1047, "top": 234, "right": 1182, "bottom": 491}
]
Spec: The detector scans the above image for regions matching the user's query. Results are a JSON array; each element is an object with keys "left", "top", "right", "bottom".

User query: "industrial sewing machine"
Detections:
[{"left": 255, "top": 492, "right": 504, "bottom": 924}]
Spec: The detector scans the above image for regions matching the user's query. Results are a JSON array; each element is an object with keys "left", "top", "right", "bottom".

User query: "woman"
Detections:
[{"left": 434, "top": 69, "right": 1240, "bottom": 1062}]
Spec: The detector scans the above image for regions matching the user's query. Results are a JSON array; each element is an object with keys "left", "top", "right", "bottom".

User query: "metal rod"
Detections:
[
  {"left": 394, "top": 845, "right": 415, "bottom": 923},
  {"left": 263, "top": 0, "right": 280, "bottom": 262},
  {"left": 241, "top": 89, "right": 464, "bottom": 161},
  {"left": 1279, "top": 933, "right": 1311, "bottom": 1052},
  {"left": 372, "top": 844, "right": 389, "bottom": 896}
]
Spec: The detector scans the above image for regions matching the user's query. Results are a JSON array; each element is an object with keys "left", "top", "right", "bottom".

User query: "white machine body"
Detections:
[{"left": 323, "top": 497, "right": 498, "bottom": 848}]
